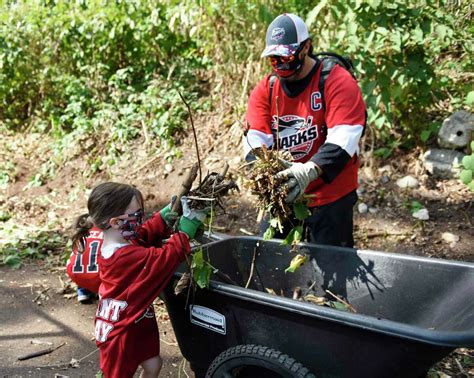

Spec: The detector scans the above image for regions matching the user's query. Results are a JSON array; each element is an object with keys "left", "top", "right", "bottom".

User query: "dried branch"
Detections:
[
  {"left": 325, "top": 290, "right": 357, "bottom": 313},
  {"left": 245, "top": 246, "right": 258, "bottom": 289},
  {"left": 17, "top": 342, "right": 65, "bottom": 361},
  {"left": 178, "top": 91, "right": 202, "bottom": 184}
]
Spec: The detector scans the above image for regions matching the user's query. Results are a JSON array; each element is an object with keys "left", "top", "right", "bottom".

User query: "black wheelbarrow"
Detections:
[{"left": 161, "top": 236, "right": 474, "bottom": 377}]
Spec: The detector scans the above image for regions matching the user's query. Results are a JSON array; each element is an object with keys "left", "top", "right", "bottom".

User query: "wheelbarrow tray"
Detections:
[{"left": 161, "top": 236, "right": 474, "bottom": 377}]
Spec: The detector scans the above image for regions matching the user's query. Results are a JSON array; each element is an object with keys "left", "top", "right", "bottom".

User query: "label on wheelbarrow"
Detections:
[{"left": 190, "top": 305, "right": 226, "bottom": 335}]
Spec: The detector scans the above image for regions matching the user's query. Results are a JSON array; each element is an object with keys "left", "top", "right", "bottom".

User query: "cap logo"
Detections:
[{"left": 271, "top": 27, "right": 285, "bottom": 41}]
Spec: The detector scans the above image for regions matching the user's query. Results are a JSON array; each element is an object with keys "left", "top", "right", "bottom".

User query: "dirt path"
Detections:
[{"left": 0, "top": 264, "right": 188, "bottom": 378}]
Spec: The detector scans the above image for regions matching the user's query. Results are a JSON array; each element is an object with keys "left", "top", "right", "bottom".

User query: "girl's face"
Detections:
[{"left": 109, "top": 196, "right": 144, "bottom": 240}]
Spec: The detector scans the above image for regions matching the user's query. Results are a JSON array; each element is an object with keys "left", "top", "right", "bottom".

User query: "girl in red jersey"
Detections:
[
  {"left": 72, "top": 182, "right": 206, "bottom": 378},
  {"left": 66, "top": 223, "right": 102, "bottom": 302}
]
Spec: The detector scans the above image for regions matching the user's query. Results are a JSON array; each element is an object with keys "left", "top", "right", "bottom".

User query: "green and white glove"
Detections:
[
  {"left": 178, "top": 196, "right": 210, "bottom": 239},
  {"left": 275, "top": 161, "right": 319, "bottom": 203},
  {"left": 159, "top": 196, "right": 178, "bottom": 228}
]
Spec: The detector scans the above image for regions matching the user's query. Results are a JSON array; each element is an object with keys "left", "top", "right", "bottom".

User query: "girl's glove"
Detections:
[
  {"left": 178, "top": 196, "right": 210, "bottom": 239},
  {"left": 275, "top": 161, "right": 319, "bottom": 203},
  {"left": 159, "top": 196, "right": 178, "bottom": 228}
]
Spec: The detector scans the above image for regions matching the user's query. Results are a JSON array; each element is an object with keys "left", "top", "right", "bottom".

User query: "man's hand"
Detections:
[{"left": 275, "top": 161, "right": 319, "bottom": 203}]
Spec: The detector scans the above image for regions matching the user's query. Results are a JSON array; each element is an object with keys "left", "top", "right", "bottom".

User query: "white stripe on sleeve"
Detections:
[
  {"left": 242, "top": 129, "right": 274, "bottom": 158},
  {"left": 326, "top": 124, "right": 364, "bottom": 157}
]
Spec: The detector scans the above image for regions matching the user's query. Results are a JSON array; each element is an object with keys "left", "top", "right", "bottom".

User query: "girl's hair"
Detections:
[{"left": 71, "top": 182, "right": 144, "bottom": 251}]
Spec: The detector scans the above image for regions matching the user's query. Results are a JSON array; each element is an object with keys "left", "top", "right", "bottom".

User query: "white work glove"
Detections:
[
  {"left": 275, "top": 161, "right": 319, "bottom": 203},
  {"left": 180, "top": 196, "right": 210, "bottom": 222}
]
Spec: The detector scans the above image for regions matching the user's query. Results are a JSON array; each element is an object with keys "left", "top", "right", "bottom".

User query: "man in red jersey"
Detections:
[{"left": 245, "top": 13, "right": 366, "bottom": 248}]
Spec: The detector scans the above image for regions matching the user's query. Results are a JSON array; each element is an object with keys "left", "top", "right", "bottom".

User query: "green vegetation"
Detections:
[
  {"left": 1, "top": 0, "right": 473, "bottom": 266},
  {"left": 459, "top": 141, "right": 474, "bottom": 192},
  {"left": 2, "top": 1, "right": 471, "bottom": 149},
  {"left": 0, "top": 220, "right": 68, "bottom": 269}
]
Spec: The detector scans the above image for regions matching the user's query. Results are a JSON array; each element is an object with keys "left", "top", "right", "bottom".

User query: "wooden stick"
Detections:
[
  {"left": 360, "top": 231, "right": 411, "bottom": 238},
  {"left": 245, "top": 247, "right": 258, "bottom": 289},
  {"left": 178, "top": 92, "right": 202, "bottom": 185},
  {"left": 325, "top": 290, "right": 357, "bottom": 313},
  {"left": 185, "top": 196, "right": 216, "bottom": 202},
  {"left": 219, "top": 162, "right": 229, "bottom": 180},
  {"left": 18, "top": 342, "right": 66, "bottom": 361},
  {"left": 172, "top": 163, "right": 199, "bottom": 215}
]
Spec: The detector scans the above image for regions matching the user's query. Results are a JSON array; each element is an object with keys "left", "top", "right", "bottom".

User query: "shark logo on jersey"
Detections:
[{"left": 271, "top": 115, "right": 319, "bottom": 160}]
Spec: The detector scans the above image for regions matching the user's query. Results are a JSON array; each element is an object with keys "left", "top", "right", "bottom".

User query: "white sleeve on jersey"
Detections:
[
  {"left": 242, "top": 129, "right": 274, "bottom": 159},
  {"left": 326, "top": 124, "right": 364, "bottom": 157}
]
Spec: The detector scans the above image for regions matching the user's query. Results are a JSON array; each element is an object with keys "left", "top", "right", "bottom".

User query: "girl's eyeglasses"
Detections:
[{"left": 117, "top": 209, "right": 144, "bottom": 222}]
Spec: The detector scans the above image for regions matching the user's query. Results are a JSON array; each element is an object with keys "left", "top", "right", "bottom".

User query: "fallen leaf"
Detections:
[
  {"left": 285, "top": 254, "right": 307, "bottom": 273},
  {"left": 303, "top": 294, "right": 327, "bottom": 305}
]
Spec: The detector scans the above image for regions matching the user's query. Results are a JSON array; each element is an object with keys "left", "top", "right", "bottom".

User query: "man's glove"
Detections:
[
  {"left": 159, "top": 196, "right": 179, "bottom": 228},
  {"left": 178, "top": 196, "right": 210, "bottom": 239},
  {"left": 275, "top": 161, "right": 319, "bottom": 203}
]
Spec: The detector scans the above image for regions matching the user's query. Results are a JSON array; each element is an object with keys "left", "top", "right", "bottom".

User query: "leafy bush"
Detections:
[
  {"left": 0, "top": 0, "right": 472, "bottom": 175},
  {"left": 0, "top": 1, "right": 205, "bottom": 152},
  {"left": 305, "top": 0, "right": 473, "bottom": 145},
  {"left": 0, "top": 220, "right": 68, "bottom": 269}
]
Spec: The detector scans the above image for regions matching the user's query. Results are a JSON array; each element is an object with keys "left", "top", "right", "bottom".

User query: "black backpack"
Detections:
[{"left": 268, "top": 51, "right": 356, "bottom": 112}]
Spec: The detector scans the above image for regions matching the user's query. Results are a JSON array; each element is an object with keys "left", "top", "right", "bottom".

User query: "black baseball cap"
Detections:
[{"left": 261, "top": 13, "right": 310, "bottom": 58}]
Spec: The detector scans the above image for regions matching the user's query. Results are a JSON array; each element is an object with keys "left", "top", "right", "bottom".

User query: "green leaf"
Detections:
[
  {"left": 465, "top": 91, "right": 474, "bottom": 106},
  {"left": 192, "top": 249, "right": 204, "bottom": 269},
  {"left": 281, "top": 227, "right": 296, "bottom": 245},
  {"left": 306, "top": 0, "right": 328, "bottom": 27},
  {"left": 460, "top": 169, "right": 473, "bottom": 185},
  {"left": 0, "top": 210, "right": 11, "bottom": 222},
  {"left": 263, "top": 226, "right": 275, "bottom": 240},
  {"left": 329, "top": 301, "right": 350, "bottom": 312},
  {"left": 293, "top": 202, "right": 310, "bottom": 221},
  {"left": 435, "top": 24, "right": 447, "bottom": 40},
  {"left": 4, "top": 254, "right": 22, "bottom": 269},
  {"left": 420, "top": 129, "right": 431, "bottom": 143},
  {"left": 282, "top": 226, "right": 303, "bottom": 245},
  {"left": 410, "top": 200, "right": 424, "bottom": 213},
  {"left": 411, "top": 27, "right": 424, "bottom": 43},
  {"left": 462, "top": 155, "right": 474, "bottom": 171},
  {"left": 374, "top": 147, "right": 392, "bottom": 159},
  {"left": 293, "top": 225, "right": 303, "bottom": 244},
  {"left": 191, "top": 249, "right": 212, "bottom": 289},
  {"left": 269, "top": 218, "right": 279, "bottom": 228},
  {"left": 468, "top": 181, "right": 474, "bottom": 192}
]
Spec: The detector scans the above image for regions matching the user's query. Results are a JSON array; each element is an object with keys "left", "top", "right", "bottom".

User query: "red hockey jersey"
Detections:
[
  {"left": 245, "top": 63, "right": 366, "bottom": 206},
  {"left": 66, "top": 227, "right": 102, "bottom": 293},
  {"left": 94, "top": 212, "right": 190, "bottom": 346}
]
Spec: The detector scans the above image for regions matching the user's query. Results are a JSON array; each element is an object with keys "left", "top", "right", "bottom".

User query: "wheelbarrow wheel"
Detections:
[{"left": 205, "top": 344, "right": 315, "bottom": 378}]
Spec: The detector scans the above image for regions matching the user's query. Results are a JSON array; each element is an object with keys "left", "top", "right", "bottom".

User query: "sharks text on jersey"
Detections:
[{"left": 271, "top": 114, "right": 319, "bottom": 159}]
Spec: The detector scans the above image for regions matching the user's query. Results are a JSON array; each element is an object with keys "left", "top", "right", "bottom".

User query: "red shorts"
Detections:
[{"left": 99, "top": 315, "right": 160, "bottom": 377}]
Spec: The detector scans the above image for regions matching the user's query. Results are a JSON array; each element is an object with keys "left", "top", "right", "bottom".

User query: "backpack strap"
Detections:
[
  {"left": 318, "top": 58, "right": 335, "bottom": 113},
  {"left": 268, "top": 73, "right": 278, "bottom": 105},
  {"left": 317, "top": 53, "right": 367, "bottom": 141}
]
